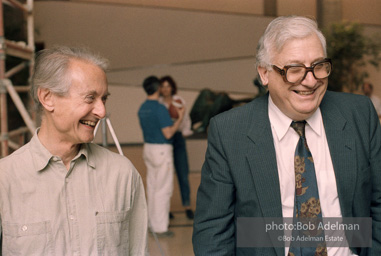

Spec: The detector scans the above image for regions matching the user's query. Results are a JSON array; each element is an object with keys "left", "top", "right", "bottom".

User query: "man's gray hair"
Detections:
[
  {"left": 256, "top": 16, "right": 327, "bottom": 69},
  {"left": 31, "top": 46, "right": 109, "bottom": 111}
]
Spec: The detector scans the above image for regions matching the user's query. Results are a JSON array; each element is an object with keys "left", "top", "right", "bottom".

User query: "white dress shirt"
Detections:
[
  {"left": 268, "top": 96, "right": 356, "bottom": 256},
  {"left": 370, "top": 95, "right": 381, "bottom": 117}
]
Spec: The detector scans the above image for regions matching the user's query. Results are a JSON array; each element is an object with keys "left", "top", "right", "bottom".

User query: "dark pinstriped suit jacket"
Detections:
[{"left": 193, "top": 91, "right": 381, "bottom": 256}]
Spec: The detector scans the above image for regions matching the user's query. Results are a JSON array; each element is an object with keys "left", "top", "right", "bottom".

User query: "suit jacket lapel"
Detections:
[
  {"left": 246, "top": 128, "right": 283, "bottom": 217},
  {"left": 245, "top": 95, "right": 283, "bottom": 256},
  {"left": 245, "top": 96, "right": 283, "bottom": 217},
  {"left": 320, "top": 92, "right": 356, "bottom": 217}
]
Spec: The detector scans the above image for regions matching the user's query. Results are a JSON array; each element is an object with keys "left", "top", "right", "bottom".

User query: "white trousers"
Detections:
[{"left": 143, "top": 143, "right": 174, "bottom": 233}]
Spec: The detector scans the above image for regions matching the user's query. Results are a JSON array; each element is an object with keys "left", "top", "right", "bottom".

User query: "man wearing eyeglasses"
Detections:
[{"left": 193, "top": 16, "right": 381, "bottom": 256}]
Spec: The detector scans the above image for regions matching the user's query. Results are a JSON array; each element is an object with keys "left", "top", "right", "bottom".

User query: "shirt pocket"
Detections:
[
  {"left": 2, "top": 221, "right": 54, "bottom": 256},
  {"left": 96, "top": 210, "right": 131, "bottom": 256}
]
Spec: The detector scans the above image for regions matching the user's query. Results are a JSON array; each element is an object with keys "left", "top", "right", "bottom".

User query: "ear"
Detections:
[
  {"left": 38, "top": 88, "right": 55, "bottom": 112},
  {"left": 257, "top": 66, "right": 269, "bottom": 86}
]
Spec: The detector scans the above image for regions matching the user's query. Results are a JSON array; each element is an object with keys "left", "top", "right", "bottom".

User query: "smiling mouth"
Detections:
[
  {"left": 294, "top": 90, "right": 315, "bottom": 96},
  {"left": 80, "top": 120, "right": 97, "bottom": 127}
]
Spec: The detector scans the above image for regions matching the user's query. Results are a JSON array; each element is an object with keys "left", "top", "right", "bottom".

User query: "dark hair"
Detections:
[
  {"left": 143, "top": 76, "right": 160, "bottom": 95},
  {"left": 159, "top": 75, "right": 177, "bottom": 95}
]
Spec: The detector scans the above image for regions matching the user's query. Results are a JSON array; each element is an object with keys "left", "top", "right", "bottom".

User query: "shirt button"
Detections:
[
  {"left": 73, "top": 252, "right": 80, "bottom": 256},
  {"left": 21, "top": 225, "right": 28, "bottom": 231},
  {"left": 69, "top": 215, "right": 75, "bottom": 220}
]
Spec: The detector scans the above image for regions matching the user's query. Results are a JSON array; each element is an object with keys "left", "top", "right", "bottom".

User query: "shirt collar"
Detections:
[
  {"left": 306, "top": 107, "right": 322, "bottom": 137},
  {"left": 30, "top": 128, "right": 96, "bottom": 172},
  {"left": 82, "top": 143, "right": 96, "bottom": 169},
  {"left": 30, "top": 128, "right": 53, "bottom": 172},
  {"left": 268, "top": 95, "right": 322, "bottom": 141}
]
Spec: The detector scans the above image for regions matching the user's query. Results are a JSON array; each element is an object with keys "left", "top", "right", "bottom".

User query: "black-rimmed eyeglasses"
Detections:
[{"left": 272, "top": 58, "right": 332, "bottom": 85}]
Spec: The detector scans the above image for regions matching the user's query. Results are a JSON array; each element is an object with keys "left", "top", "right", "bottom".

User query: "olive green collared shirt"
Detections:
[{"left": 0, "top": 132, "right": 148, "bottom": 255}]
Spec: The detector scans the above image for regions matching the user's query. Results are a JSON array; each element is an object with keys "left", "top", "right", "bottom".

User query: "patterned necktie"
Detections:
[{"left": 288, "top": 121, "right": 327, "bottom": 256}]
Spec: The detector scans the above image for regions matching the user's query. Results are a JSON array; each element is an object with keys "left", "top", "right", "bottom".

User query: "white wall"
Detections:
[{"left": 34, "top": 2, "right": 270, "bottom": 70}]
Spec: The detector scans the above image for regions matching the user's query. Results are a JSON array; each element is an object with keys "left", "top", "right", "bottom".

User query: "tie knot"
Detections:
[{"left": 291, "top": 121, "right": 306, "bottom": 137}]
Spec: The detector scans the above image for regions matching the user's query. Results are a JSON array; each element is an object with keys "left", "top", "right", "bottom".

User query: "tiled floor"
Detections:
[
  {"left": 109, "top": 145, "right": 201, "bottom": 256},
  {"left": 149, "top": 211, "right": 196, "bottom": 256}
]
